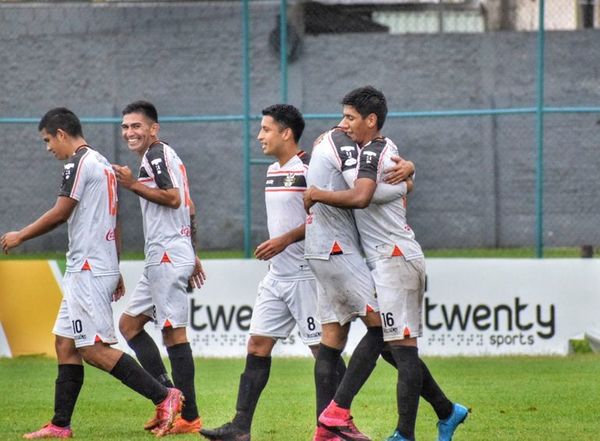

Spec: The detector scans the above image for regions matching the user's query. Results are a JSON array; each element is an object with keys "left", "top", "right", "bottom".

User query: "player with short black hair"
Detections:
[
  {"left": 201, "top": 103, "right": 344, "bottom": 441},
  {"left": 113, "top": 100, "right": 206, "bottom": 436},
  {"left": 1, "top": 107, "right": 183, "bottom": 439},
  {"left": 305, "top": 85, "right": 468, "bottom": 441}
]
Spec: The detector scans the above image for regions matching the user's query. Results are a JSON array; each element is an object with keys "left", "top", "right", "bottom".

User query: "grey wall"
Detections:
[{"left": 1, "top": 2, "right": 599, "bottom": 254}]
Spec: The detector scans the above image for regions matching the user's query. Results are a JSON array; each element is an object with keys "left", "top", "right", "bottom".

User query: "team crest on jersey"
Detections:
[
  {"left": 63, "top": 163, "right": 75, "bottom": 180},
  {"left": 283, "top": 173, "right": 296, "bottom": 187},
  {"left": 344, "top": 158, "right": 357, "bottom": 167}
]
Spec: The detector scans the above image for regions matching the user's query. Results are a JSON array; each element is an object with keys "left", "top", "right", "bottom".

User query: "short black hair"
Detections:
[
  {"left": 341, "top": 86, "right": 387, "bottom": 130},
  {"left": 38, "top": 107, "right": 83, "bottom": 137},
  {"left": 261, "top": 104, "right": 305, "bottom": 143},
  {"left": 122, "top": 100, "right": 159, "bottom": 123}
]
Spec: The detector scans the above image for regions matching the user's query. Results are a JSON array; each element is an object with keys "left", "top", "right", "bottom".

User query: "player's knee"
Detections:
[
  {"left": 162, "top": 326, "right": 187, "bottom": 347},
  {"left": 119, "top": 314, "right": 141, "bottom": 340},
  {"left": 54, "top": 336, "right": 78, "bottom": 360},
  {"left": 247, "top": 335, "right": 275, "bottom": 357}
]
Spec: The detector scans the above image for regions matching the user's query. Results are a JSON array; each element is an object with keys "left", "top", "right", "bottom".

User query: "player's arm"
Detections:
[
  {"left": 112, "top": 221, "right": 126, "bottom": 301},
  {"left": 371, "top": 179, "right": 413, "bottom": 204},
  {"left": 304, "top": 178, "right": 376, "bottom": 211},
  {"left": 1, "top": 196, "right": 76, "bottom": 253},
  {"left": 384, "top": 156, "right": 415, "bottom": 185},
  {"left": 187, "top": 198, "right": 206, "bottom": 290},
  {"left": 339, "top": 161, "right": 411, "bottom": 204},
  {"left": 112, "top": 164, "right": 181, "bottom": 208},
  {"left": 255, "top": 223, "right": 305, "bottom": 261}
]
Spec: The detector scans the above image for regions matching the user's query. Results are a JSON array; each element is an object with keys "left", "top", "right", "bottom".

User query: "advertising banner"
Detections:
[
  {"left": 115, "top": 259, "right": 600, "bottom": 357},
  {"left": 2, "top": 259, "right": 599, "bottom": 357}
]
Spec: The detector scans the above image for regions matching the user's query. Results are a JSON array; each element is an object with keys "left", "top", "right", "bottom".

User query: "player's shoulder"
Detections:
[
  {"left": 145, "top": 141, "right": 168, "bottom": 161},
  {"left": 296, "top": 149, "right": 311, "bottom": 165},
  {"left": 362, "top": 137, "right": 388, "bottom": 155}
]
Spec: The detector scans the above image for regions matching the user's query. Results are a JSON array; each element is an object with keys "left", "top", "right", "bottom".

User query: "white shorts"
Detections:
[
  {"left": 53, "top": 271, "right": 120, "bottom": 348},
  {"left": 372, "top": 257, "right": 426, "bottom": 341},
  {"left": 249, "top": 274, "right": 321, "bottom": 346},
  {"left": 123, "top": 263, "right": 194, "bottom": 329},
  {"left": 308, "top": 253, "right": 378, "bottom": 326}
]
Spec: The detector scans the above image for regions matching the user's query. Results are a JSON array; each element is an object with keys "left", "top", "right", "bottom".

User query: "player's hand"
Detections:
[
  {"left": 112, "top": 274, "right": 125, "bottom": 301},
  {"left": 303, "top": 186, "right": 317, "bottom": 213},
  {"left": 254, "top": 237, "right": 287, "bottom": 261},
  {"left": 1, "top": 231, "right": 22, "bottom": 254},
  {"left": 112, "top": 164, "right": 136, "bottom": 190},
  {"left": 186, "top": 256, "right": 206, "bottom": 292},
  {"left": 384, "top": 156, "right": 415, "bottom": 185}
]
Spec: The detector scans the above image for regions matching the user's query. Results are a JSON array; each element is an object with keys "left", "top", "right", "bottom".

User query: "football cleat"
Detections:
[
  {"left": 23, "top": 423, "right": 73, "bottom": 439},
  {"left": 318, "top": 401, "right": 371, "bottom": 441},
  {"left": 385, "top": 429, "right": 412, "bottom": 441},
  {"left": 200, "top": 422, "right": 250, "bottom": 441},
  {"left": 144, "top": 414, "right": 160, "bottom": 431},
  {"left": 437, "top": 403, "right": 469, "bottom": 441},
  {"left": 313, "top": 423, "right": 344, "bottom": 441},
  {"left": 155, "top": 416, "right": 202, "bottom": 435},
  {"left": 153, "top": 388, "right": 184, "bottom": 437}
]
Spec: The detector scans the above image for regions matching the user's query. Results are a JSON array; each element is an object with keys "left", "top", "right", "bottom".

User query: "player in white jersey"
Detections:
[
  {"left": 305, "top": 86, "right": 468, "bottom": 441},
  {"left": 201, "top": 104, "right": 346, "bottom": 441},
  {"left": 1, "top": 108, "right": 183, "bottom": 439},
  {"left": 305, "top": 120, "right": 416, "bottom": 440},
  {"left": 113, "top": 101, "right": 205, "bottom": 435}
]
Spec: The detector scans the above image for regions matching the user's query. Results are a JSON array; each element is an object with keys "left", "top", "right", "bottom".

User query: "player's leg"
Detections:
[
  {"left": 202, "top": 275, "right": 295, "bottom": 441},
  {"left": 71, "top": 271, "right": 182, "bottom": 435},
  {"left": 377, "top": 257, "right": 425, "bottom": 441},
  {"left": 23, "top": 327, "right": 82, "bottom": 439},
  {"left": 120, "top": 269, "right": 174, "bottom": 389},
  {"left": 152, "top": 263, "right": 201, "bottom": 433},
  {"left": 312, "top": 254, "right": 379, "bottom": 440},
  {"left": 78, "top": 342, "right": 183, "bottom": 436}
]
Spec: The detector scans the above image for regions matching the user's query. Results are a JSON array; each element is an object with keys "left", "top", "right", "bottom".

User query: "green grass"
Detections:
[
  {"left": 1, "top": 355, "right": 600, "bottom": 440},
  {"left": 0, "top": 247, "right": 593, "bottom": 261}
]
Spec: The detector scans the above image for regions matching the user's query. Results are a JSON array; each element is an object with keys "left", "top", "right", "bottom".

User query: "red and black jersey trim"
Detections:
[
  {"left": 265, "top": 173, "right": 307, "bottom": 189},
  {"left": 297, "top": 150, "right": 311, "bottom": 165}
]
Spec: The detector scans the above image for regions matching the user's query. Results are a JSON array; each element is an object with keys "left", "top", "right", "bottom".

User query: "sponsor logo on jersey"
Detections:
[
  {"left": 63, "top": 163, "right": 75, "bottom": 180},
  {"left": 105, "top": 228, "right": 116, "bottom": 241},
  {"left": 180, "top": 225, "right": 191, "bottom": 237},
  {"left": 362, "top": 150, "right": 377, "bottom": 164},
  {"left": 344, "top": 158, "right": 357, "bottom": 167},
  {"left": 150, "top": 158, "right": 163, "bottom": 174}
]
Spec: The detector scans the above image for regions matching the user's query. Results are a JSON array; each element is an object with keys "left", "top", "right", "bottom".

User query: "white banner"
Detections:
[{"left": 114, "top": 259, "right": 600, "bottom": 357}]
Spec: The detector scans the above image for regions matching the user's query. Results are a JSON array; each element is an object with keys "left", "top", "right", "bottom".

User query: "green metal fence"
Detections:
[{"left": 2, "top": 0, "right": 598, "bottom": 258}]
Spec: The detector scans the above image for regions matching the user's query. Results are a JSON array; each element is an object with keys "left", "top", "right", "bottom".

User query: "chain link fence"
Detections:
[{"left": 0, "top": 0, "right": 598, "bottom": 257}]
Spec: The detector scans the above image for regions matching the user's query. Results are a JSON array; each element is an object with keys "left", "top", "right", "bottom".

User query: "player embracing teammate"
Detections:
[{"left": 304, "top": 86, "right": 468, "bottom": 441}]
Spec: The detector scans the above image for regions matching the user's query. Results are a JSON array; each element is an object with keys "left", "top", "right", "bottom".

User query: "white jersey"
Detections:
[
  {"left": 58, "top": 146, "right": 119, "bottom": 276},
  {"left": 304, "top": 129, "right": 362, "bottom": 260},
  {"left": 354, "top": 137, "right": 424, "bottom": 264},
  {"left": 138, "top": 141, "right": 195, "bottom": 267},
  {"left": 264, "top": 151, "right": 313, "bottom": 279}
]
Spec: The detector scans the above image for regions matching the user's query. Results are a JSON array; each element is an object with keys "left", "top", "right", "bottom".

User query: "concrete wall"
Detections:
[{"left": 1, "top": 2, "right": 599, "bottom": 253}]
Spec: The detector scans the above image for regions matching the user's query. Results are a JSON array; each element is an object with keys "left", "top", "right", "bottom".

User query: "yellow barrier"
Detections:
[{"left": 0, "top": 261, "right": 63, "bottom": 357}]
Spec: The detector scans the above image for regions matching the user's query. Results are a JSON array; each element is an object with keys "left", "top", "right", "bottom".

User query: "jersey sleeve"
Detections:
[
  {"left": 356, "top": 140, "right": 386, "bottom": 182},
  {"left": 58, "top": 149, "right": 87, "bottom": 201},
  {"left": 146, "top": 144, "right": 175, "bottom": 190},
  {"left": 330, "top": 130, "right": 359, "bottom": 173}
]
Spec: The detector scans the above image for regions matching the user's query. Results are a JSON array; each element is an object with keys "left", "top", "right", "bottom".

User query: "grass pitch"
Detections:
[{"left": 1, "top": 355, "right": 599, "bottom": 440}]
